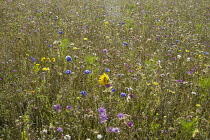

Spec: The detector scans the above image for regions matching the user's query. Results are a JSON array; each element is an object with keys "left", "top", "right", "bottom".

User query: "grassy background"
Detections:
[{"left": 0, "top": 0, "right": 210, "bottom": 139}]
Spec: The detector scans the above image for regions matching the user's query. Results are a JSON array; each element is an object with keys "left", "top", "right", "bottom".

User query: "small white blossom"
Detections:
[
  {"left": 42, "top": 129, "right": 47, "bottom": 134},
  {"left": 97, "top": 134, "right": 103, "bottom": 139},
  {"left": 64, "top": 135, "right": 71, "bottom": 140},
  {"left": 177, "top": 55, "right": 181, "bottom": 59}
]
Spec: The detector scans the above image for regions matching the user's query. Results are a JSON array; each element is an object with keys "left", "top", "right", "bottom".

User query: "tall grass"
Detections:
[{"left": 0, "top": 0, "right": 210, "bottom": 139}]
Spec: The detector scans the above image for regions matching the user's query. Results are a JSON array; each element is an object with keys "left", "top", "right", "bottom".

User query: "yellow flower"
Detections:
[
  {"left": 153, "top": 82, "right": 159, "bottom": 85},
  {"left": 104, "top": 21, "right": 109, "bottom": 25},
  {"left": 30, "top": 90, "right": 35, "bottom": 93},
  {"left": 36, "top": 64, "right": 40, "bottom": 66},
  {"left": 83, "top": 38, "right": 88, "bottom": 41},
  {"left": 196, "top": 104, "right": 201, "bottom": 107},
  {"left": 73, "top": 47, "right": 78, "bottom": 49},
  {"left": 42, "top": 67, "right": 49, "bottom": 71},
  {"left": 105, "top": 36, "right": 110, "bottom": 39},
  {"left": 185, "top": 50, "right": 190, "bottom": 52},
  {"left": 51, "top": 58, "right": 56, "bottom": 62},
  {"left": 41, "top": 57, "right": 46, "bottom": 61},
  {"left": 99, "top": 73, "right": 109, "bottom": 86}
]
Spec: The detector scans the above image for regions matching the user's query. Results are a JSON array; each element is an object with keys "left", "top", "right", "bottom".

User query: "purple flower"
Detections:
[
  {"left": 120, "top": 93, "right": 126, "bottom": 97},
  {"left": 100, "top": 113, "right": 108, "bottom": 123},
  {"left": 105, "top": 59, "right": 110, "bottom": 63},
  {"left": 172, "top": 57, "right": 177, "bottom": 60},
  {"left": 129, "top": 94, "right": 134, "bottom": 98},
  {"left": 117, "top": 113, "right": 126, "bottom": 119},
  {"left": 127, "top": 121, "right": 134, "bottom": 127},
  {"left": 103, "top": 49, "right": 108, "bottom": 53},
  {"left": 30, "top": 57, "right": 36, "bottom": 62},
  {"left": 54, "top": 104, "right": 62, "bottom": 110},
  {"left": 107, "top": 127, "right": 120, "bottom": 133},
  {"left": 57, "top": 127, "right": 63, "bottom": 132},
  {"left": 66, "top": 106, "right": 73, "bottom": 109},
  {"left": 105, "top": 84, "right": 111, "bottom": 88},
  {"left": 177, "top": 79, "right": 183, "bottom": 83},
  {"left": 98, "top": 107, "right": 106, "bottom": 114}
]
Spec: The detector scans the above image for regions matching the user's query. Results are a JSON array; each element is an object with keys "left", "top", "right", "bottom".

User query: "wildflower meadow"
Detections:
[{"left": 0, "top": 0, "right": 210, "bottom": 139}]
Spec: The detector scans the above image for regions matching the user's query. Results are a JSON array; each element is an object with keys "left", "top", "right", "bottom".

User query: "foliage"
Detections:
[{"left": 0, "top": 0, "right": 209, "bottom": 139}]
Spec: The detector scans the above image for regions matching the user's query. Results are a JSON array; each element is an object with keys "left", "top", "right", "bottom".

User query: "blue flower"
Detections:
[
  {"left": 123, "top": 42, "right": 128, "bottom": 46},
  {"left": 30, "top": 57, "right": 36, "bottom": 62},
  {"left": 80, "top": 91, "right": 87, "bottom": 96},
  {"left": 120, "top": 93, "right": 126, "bottom": 97},
  {"left": 111, "top": 88, "right": 116, "bottom": 92},
  {"left": 48, "top": 44, "right": 52, "bottom": 47},
  {"left": 66, "top": 56, "right": 72, "bottom": 61},
  {"left": 58, "top": 31, "right": 63, "bottom": 34},
  {"left": 84, "top": 70, "right": 91, "bottom": 74},
  {"left": 65, "top": 70, "right": 71, "bottom": 74},
  {"left": 104, "top": 68, "right": 110, "bottom": 72},
  {"left": 117, "top": 74, "right": 122, "bottom": 76}
]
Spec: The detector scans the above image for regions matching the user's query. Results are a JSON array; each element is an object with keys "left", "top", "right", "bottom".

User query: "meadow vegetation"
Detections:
[{"left": 0, "top": 0, "right": 210, "bottom": 139}]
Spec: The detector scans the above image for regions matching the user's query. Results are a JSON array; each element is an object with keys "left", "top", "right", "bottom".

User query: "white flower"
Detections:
[
  {"left": 187, "top": 57, "right": 191, "bottom": 61},
  {"left": 42, "top": 129, "right": 47, "bottom": 134},
  {"left": 97, "top": 134, "right": 103, "bottom": 139},
  {"left": 191, "top": 92, "right": 196, "bottom": 95},
  {"left": 64, "top": 135, "right": 71, "bottom": 140},
  {"left": 177, "top": 55, "right": 181, "bottom": 59}
]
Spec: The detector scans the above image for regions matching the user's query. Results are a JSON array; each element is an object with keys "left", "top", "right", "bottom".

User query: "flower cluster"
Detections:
[{"left": 98, "top": 107, "right": 108, "bottom": 123}]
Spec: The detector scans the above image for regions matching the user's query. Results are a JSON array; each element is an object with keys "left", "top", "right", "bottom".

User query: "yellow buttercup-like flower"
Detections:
[{"left": 99, "top": 73, "right": 109, "bottom": 86}]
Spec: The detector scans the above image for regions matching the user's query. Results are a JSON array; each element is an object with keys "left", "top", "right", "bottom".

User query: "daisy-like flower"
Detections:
[{"left": 99, "top": 73, "right": 109, "bottom": 86}]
